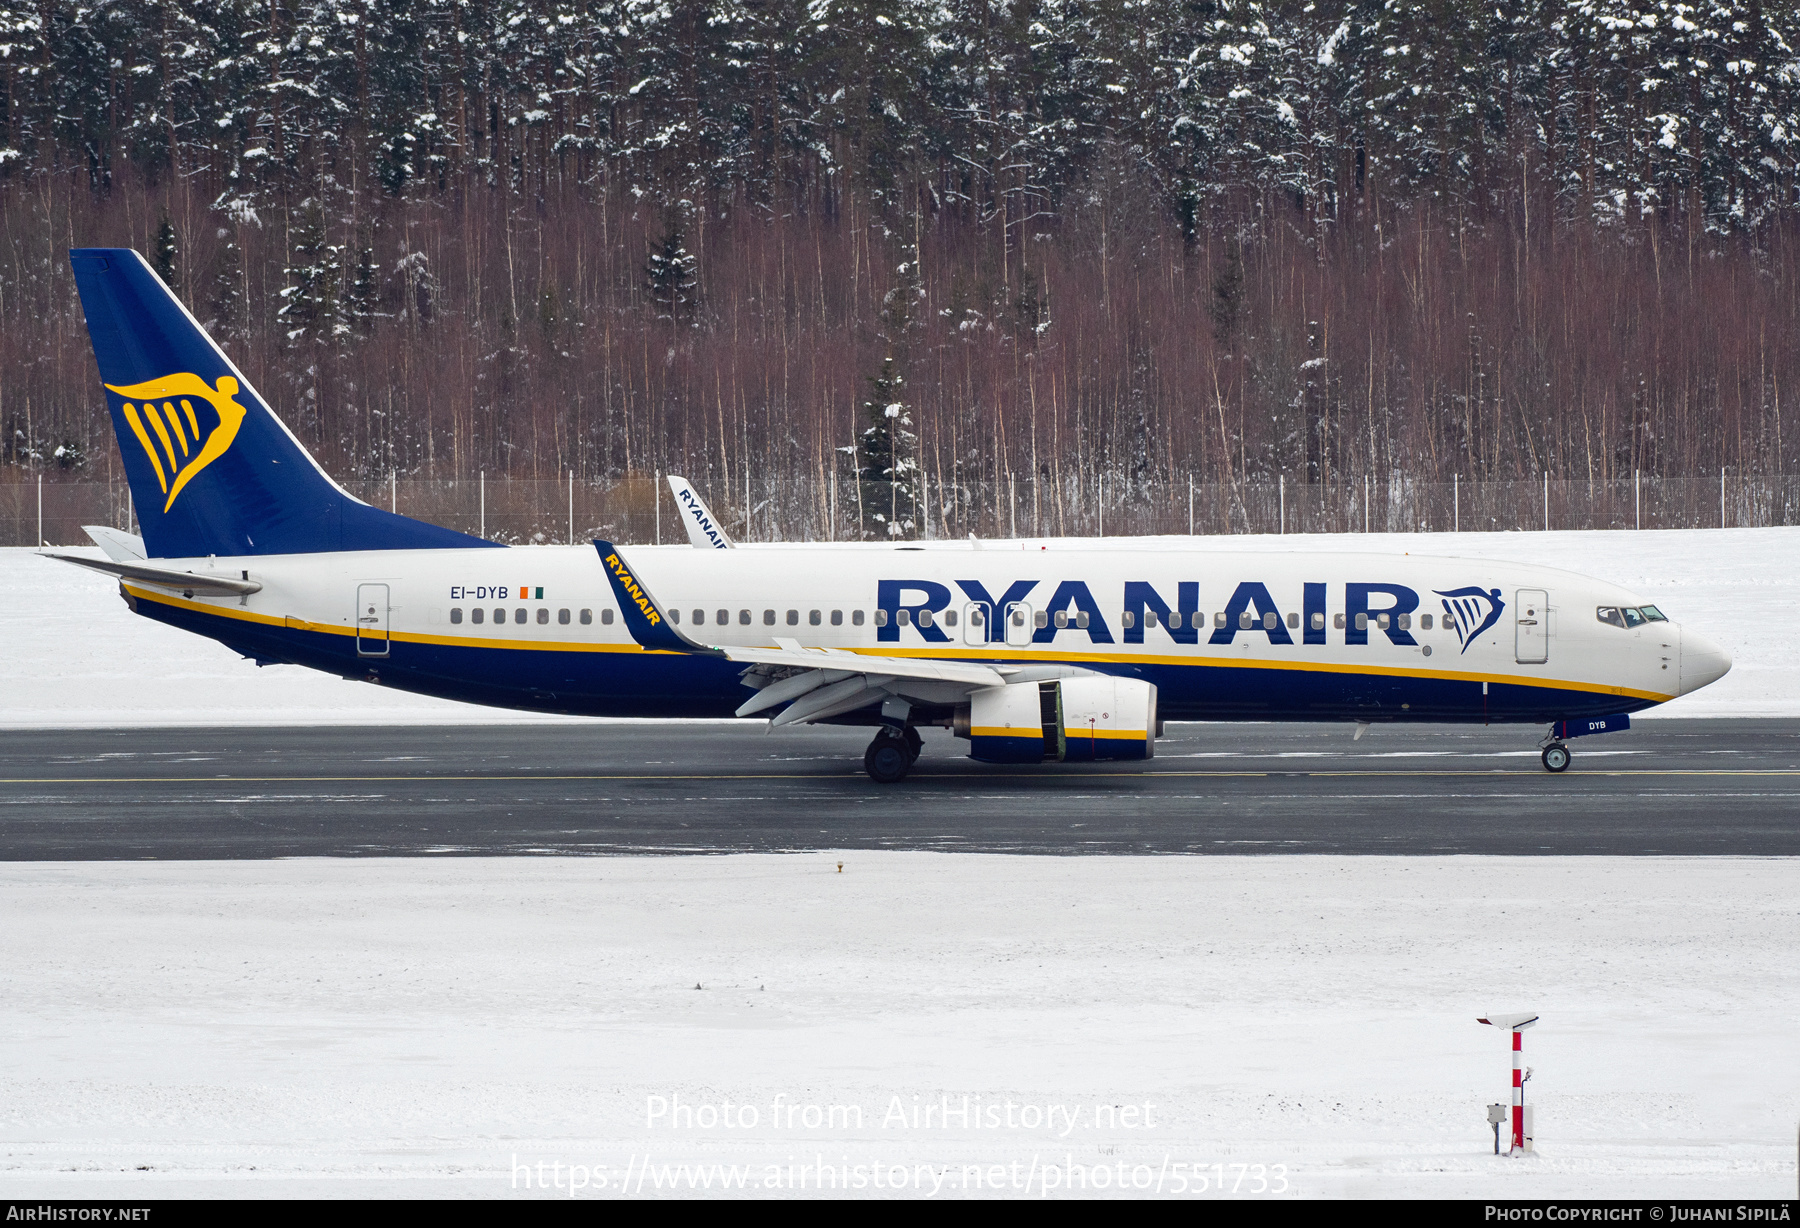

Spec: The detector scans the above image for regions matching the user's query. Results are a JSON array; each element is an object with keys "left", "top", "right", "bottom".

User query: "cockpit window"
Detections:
[
  {"left": 1639, "top": 605, "right": 1667, "bottom": 622},
  {"left": 1622, "top": 606, "right": 1647, "bottom": 628},
  {"left": 1596, "top": 607, "right": 1625, "bottom": 628}
]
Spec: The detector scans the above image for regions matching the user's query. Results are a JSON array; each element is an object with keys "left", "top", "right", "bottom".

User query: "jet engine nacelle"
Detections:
[{"left": 955, "top": 676, "right": 1157, "bottom": 764}]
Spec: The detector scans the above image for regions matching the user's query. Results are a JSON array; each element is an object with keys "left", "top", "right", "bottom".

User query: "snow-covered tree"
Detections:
[
  {"left": 853, "top": 357, "right": 918, "bottom": 540},
  {"left": 646, "top": 215, "right": 697, "bottom": 318}
]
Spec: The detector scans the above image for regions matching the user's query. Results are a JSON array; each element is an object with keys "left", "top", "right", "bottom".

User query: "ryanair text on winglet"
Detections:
[{"left": 604, "top": 552, "right": 662, "bottom": 626}]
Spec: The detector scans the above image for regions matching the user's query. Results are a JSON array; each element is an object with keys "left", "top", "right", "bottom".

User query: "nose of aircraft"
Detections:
[{"left": 1678, "top": 627, "right": 1732, "bottom": 696}]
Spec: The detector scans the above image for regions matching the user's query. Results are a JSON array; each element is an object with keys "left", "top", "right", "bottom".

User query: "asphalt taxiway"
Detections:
[{"left": 1, "top": 718, "right": 1796, "bottom": 857}]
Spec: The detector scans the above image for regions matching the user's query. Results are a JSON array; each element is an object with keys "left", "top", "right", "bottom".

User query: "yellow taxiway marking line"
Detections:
[{"left": 3, "top": 769, "right": 1800, "bottom": 784}]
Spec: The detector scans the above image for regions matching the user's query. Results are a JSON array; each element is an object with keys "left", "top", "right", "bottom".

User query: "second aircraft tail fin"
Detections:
[{"left": 666, "top": 475, "right": 735, "bottom": 549}]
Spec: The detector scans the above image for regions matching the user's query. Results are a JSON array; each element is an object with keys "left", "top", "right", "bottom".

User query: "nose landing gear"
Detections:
[
  {"left": 863, "top": 725, "right": 923, "bottom": 783},
  {"left": 1540, "top": 743, "right": 1571, "bottom": 773}
]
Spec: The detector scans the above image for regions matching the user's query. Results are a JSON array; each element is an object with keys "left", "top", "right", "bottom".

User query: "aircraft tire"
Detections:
[
  {"left": 864, "top": 734, "right": 913, "bottom": 784},
  {"left": 902, "top": 726, "right": 923, "bottom": 764},
  {"left": 1541, "top": 744, "right": 1571, "bottom": 773}
]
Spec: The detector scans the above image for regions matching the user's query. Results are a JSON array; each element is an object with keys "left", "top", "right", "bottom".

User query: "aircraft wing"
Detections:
[
  {"left": 592, "top": 540, "right": 1007, "bottom": 724},
  {"left": 718, "top": 641, "right": 1004, "bottom": 686}
]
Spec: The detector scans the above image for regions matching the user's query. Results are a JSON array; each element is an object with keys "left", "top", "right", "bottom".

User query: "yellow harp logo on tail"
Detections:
[{"left": 104, "top": 373, "right": 249, "bottom": 512}]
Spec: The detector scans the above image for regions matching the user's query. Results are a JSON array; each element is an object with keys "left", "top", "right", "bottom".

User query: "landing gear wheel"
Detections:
[
  {"left": 901, "top": 725, "right": 923, "bottom": 764},
  {"left": 864, "top": 731, "right": 913, "bottom": 783},
  {"left": 1541, "top": 743, "right": 1571, "bottom": 773}
]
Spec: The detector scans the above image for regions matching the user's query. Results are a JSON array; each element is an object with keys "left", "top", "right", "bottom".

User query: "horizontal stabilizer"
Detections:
[{"left": 46, "top": 552, "right": 263, "bottom": 596}]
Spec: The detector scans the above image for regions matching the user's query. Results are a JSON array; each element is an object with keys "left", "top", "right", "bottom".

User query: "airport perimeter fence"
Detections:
[{"left": 6, "top": 469, "right": 1800, "bottom": 549}]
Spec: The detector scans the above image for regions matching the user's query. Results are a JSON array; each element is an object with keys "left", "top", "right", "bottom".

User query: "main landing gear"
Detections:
[{"left": 864, "top": 725, "right": 923, "bottom": 783}]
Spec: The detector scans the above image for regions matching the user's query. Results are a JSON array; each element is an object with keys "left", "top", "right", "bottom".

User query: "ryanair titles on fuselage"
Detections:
[{"left": 875, "top": 576, "right": 1500, "bottom": 653}]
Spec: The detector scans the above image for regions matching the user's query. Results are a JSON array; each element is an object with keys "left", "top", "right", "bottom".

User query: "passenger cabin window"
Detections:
[
  {"left": 1287, "top": 612, "right": 1299, "bottom": 629},
  {"left": 669, "top": 608, "right": 680, "bottom": 624},
  {"left": 493, "top": 608, "right": 506, "bottom": 624},
  {"left": 831, "top": 610, "right": 844, "bottom": 626},
  {"left": 558, "top": 608, "right": 570, "bottom": 625},
  {"left": 1054, "top": 611, "right": 1068, "bottom": 629},
  {"left": 1033, "top": 610, "right": 1049, "bottom": 629},
  {"left": 1334, "top": 613, "right": 1346, "bottom": 630},
  {"left": 1397, "top": 613, "right": 1410, "bottom": 630},
  {"left": 579, "top": 609, "right": 592, "bottom": 625},
  {"left": 739, "top": 610, "right": 751, "bottom": 625},
  {"left": 1263, "top": 612, "right": 1277, "bottom": 630},
  {"left": 809, "top": 610, "right": 821, "bottom": 626},
  {"left": 1376, "top": 613, "right": 1390, "bottom": 630},
  {"left": 1239, "top": 611, "right": 1252, "bottom": 629},
  {"left": 853, "top": 610, "right": 865, "bottom": 626},
  {"left": 896, "top": 610, "right": 911, "bottom": 626},
  {"left": 536, "top": 608, "right": 549, "bottom": 625},
  {"left": 472, "top": 608, "right": 484, "bottom": 624},
  {"left": 1142, "top": 610, "right": 1157, "bottom": 629},
  {"left": 692, "top": 610, "right": 705, "bottom": 625},
  {"left": 786, "top": 609, "right": 799, "bottom": 625},
  {"left": 717, "top": 610, "right": 728, "bottom": 625},
  {"left": 1122, "top": 611, "right": 1136, "bottom": 629},
  {"left": 1311, "top": 612, "right": 1326, "bottom": 631},
  {"left": 1215, "top": 612, "right": 1227, "bottom": 628},
  {"left": 601, "top": 609, "right": 615, "bottom": 625},
  {"left": 874, "top": 609, "right": 888, "bottom": 627},
  {"left": 1076, "top": 612, "right": 1090, "bottom": 629},
  {"left": 763, "top": 609, "right": 776, "bottom": 625},
  {"left": 944, "top": 610, "right": 956, "bottom": 627},
  {"left": 917, "top": 609, "right": 932, "bottom": 628},
  {"left": 514, "top": 607, "right": 526, "bottom": 623},
  {"left": 970, "top": 608, "right": 984, "bottom": 628},
  {"left": 451, "top": 608, "right": 463, "bottom": 625},
  {"left": 1420, "top": 614, "right": 1432, "bottom": 630},
  {"left": 1355, "top": 613, "right": 1368, "bottom": 630}
]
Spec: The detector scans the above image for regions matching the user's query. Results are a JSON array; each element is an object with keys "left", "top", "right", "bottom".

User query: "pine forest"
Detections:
[{"left": 4, "top": 0, "right": 1800, "bottom": 539}]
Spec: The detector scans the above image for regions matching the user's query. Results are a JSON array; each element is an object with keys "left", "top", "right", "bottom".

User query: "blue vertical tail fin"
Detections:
[{"left": 68, "top": 247, "right": 496, "bottom": 558}]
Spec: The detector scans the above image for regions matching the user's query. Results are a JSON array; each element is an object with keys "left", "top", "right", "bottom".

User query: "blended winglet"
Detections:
[{"left": 592, "top": 540, "right": 713, "bottom": 654}]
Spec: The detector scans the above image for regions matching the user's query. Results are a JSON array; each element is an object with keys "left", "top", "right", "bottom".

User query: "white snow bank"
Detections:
[
  {"left": 0, "top": 854, "right": 1793, "bottom": 1199},
  {"left": 2, "top": 526, "right": 1792, "bottom": 727}
]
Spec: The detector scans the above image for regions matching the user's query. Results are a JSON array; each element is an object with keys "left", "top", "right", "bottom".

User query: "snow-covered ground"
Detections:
[
  {"left": 0, "top": 854, "right": 1793, "bottom": 1200},
  {"left": 3, "top": 526, "right": 1795, "bottom": 727}
]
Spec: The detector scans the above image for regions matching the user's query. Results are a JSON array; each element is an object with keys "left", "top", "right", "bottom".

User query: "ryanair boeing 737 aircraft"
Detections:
[{"left": 50, "top": 248, "right": 1732, "bottom": 781}]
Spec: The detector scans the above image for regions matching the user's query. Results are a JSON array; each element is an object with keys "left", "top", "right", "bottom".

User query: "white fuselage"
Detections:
[{"left": 114, "top": 540, "right": 1728, "bottom": 726}]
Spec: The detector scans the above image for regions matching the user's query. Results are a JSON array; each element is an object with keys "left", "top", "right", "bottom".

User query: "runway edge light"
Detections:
[{"left": 1478, "top": 1012, "right": 1539, "bottom": 1157}]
